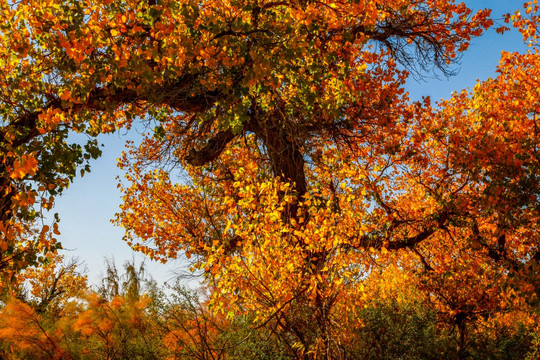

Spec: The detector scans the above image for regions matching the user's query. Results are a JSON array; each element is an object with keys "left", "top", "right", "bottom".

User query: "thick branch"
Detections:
[
  {"left": 386, "top": 227, "right": 438, "bottom": 251},
  {"left": 185, "top": 129, "right": 236, "bottom": 166},
  {"left": 344, "top": 209, "right": 451, "bottom": 253}
]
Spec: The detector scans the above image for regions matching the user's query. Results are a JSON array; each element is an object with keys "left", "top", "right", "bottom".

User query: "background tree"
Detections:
[{"left": 0, "top": 254, "right": 87, "bottom": 360}]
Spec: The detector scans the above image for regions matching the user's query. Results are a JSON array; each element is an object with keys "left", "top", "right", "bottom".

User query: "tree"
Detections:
[
  {"left": 0, "top": 254, "right": 87, "bottom": 360},
  {"left": 1, "top": 0, "right": 538, "bottom": 358}
]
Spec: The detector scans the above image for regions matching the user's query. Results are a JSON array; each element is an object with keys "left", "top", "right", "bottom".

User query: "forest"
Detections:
[{"left": 0, "top": 0, "right": 539, "bottom": 358}]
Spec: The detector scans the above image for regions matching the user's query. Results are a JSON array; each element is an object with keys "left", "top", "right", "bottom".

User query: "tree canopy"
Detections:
[{"left": 1, "top": 0, "right": 540, "bottom": 358}]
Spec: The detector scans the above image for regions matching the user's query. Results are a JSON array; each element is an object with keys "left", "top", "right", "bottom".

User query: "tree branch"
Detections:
[{"left": 185, "top": 129, "right": 236, "bottom": 166}]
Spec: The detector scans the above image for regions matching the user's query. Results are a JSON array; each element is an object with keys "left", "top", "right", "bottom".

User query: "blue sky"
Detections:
[{"left": 51, "top": 1, "right": 529, "bottom": 287}]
